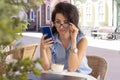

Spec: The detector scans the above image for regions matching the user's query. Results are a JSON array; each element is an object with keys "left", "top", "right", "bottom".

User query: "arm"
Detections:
[
  {"left": 68, "top": 23, "right": 88, "bottom": 72},
  {"left": 68, "top": 37, "right": 88, "bottom": 72},
  {"left": 40, "top": 35, "right": 53, "bottom": 70}
]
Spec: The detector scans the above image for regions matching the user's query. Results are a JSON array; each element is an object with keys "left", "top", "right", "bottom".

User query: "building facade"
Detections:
[
  {"left": 26, "top": 0, "right": 120, "bottom": 35},
  {"left": 27, "top": 0, "right": 70, "bottom": 31},
  {"left": 71, "top": 0, "right": 120, "bottom": 35}
]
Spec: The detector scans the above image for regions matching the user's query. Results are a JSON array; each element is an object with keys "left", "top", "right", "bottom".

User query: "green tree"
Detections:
[
  {"left": 0, "top": 0, "right": 43, "bottom": 47},
  {"left": 0, "top": 0, "right": 43, "bottom": 79}
]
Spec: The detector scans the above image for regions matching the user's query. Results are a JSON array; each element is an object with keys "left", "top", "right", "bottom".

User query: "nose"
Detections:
[{"left": 59, "top": 23, "right": 64, "bottom": 28}]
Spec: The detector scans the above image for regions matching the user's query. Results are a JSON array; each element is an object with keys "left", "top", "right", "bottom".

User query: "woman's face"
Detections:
[{"left": 54, "top": 13, "right": 70, "bottom": 35}]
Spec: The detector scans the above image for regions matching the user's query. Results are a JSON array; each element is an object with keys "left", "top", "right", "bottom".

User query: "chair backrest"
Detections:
[
  {"left": 9, "top": 40, "right": 16, "bottom": 51},
  {"left": 12, "top": 44, "right": 38, "bottom": 60},
  {"left": 87, "top": 55, "right": 107, "bottom": 80},
  {"left": 1, "top": 44, "right": 38, "bottom": 72}
]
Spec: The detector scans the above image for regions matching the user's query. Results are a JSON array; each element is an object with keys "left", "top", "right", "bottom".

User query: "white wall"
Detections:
[
  {"left": 107, "top": 0, "right": 113, "bottom": 26},
  {"left": 114, "top": 1, "right": 117, "bottom": 28}
]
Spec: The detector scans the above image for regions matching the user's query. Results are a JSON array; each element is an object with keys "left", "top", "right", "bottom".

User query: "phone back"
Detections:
[{"left": 41, "top": 26, "right": 53, "bottom": 39}]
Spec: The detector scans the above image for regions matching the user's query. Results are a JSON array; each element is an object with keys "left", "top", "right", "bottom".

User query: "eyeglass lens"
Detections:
[{"left": 54, "top": 21, "right": 69, "bottom": 28}]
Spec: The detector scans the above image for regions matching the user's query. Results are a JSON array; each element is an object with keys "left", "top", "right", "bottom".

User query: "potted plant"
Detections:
[{"left": 0, "top": 0, "right": 43, "bottom": 79}]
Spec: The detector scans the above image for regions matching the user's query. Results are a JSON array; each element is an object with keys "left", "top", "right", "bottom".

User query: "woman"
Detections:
[{"left": 40, "top": 2, "right": 92, "bottom": 74}]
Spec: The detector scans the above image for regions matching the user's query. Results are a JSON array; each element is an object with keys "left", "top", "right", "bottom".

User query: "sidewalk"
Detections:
[
  {"left": 22, "top": 32, "right": 120, "bottom": 51},
  {"left": 86, "top": 36, "right": 120, "bottom": 51}
]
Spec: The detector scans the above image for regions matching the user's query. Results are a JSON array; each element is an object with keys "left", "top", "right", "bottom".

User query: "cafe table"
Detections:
[{"left": 28, "top": 70, "right": 97, "bottom": 80}]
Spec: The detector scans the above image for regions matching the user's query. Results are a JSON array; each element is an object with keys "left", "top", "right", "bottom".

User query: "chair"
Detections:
[
  {"left": 13, "top": 44, "right": 38, "bottom": 60},
  {"left": 87, "top": 55, "right": 107, "bottom": 80},
  {"left": 1, "top": 44, "right": 38, "bottom": 72},
  {"left": 9, "top": 40, "right": 16, "bottom": 51}
]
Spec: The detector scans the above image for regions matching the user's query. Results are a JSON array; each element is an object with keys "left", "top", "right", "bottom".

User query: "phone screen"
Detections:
[{"left": 41, "top": 26, "right": 53, "bottom": 40}]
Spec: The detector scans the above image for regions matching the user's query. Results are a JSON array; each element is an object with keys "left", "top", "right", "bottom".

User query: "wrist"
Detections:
[
  {"left": 71, "top": 41, "right": 77, "bottom": 49},
  {"left": 71, "top": 37, "right": 76, "bottom": 43},
  {"left": 70, "top": 48, "right": 78, "bottom": 54},
  {"left": 71, "top": 37, "right": 76, "bottom": 41},
  {"left": 40, "top": 45, "right": 47, "bottom": 51}
]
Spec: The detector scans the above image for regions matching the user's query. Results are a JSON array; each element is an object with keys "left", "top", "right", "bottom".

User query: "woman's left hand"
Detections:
[{"left": 69, "top": 23, "right": 79, "bottom": 41}]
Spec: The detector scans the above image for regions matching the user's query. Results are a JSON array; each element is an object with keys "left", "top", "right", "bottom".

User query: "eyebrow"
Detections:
[{"left": 55, "top": 19, "right": 68, "bottom": 22}]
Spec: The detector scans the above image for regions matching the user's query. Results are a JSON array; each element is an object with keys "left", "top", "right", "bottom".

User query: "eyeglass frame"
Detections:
[{"left": 53, "top": 21, "right": 70, "bottom": 28}]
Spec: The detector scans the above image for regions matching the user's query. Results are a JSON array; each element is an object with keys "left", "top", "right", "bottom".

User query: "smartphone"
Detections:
[{"left": 40, "top": 26, "right": 53, "bottom": 40}]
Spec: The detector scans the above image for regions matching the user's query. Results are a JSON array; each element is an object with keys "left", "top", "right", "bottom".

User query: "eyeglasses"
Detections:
[{"left": 54, "top": 21, "right": 70, "bottom": 28}]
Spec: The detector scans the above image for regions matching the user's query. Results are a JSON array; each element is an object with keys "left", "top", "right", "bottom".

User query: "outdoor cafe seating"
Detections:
[
  {"left": 2, "top": 46, "right": 107, "bottom": 80},
  {"left": 5, "top": 43, "right": 38, "bottom": 60},
  {"left": 2, "top": 44, "right": 97, "bottom": 80},
  {"left": 87, "top": 55, "right": 107, "bottom": 80}
]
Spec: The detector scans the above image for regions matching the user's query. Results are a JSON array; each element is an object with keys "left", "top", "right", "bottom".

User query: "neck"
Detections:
[
  {"left": 59, "top": 34, "right": 70, "bottom": 41},
  {"left": 58, "top": 34, "right": 70, "bottom": 49}
]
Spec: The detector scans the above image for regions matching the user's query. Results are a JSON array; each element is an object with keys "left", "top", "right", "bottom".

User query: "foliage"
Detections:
[
  {"left": 0, "top": 0, "right": 23, "bottom": 46},
  {"left": 0, "top": 0, "right": 43, "bottom": 79},
  {"left": 0, "top": 0, "right": 43, "bottom": 47},
  {"left": 0, "top": 58, "right": 42, "bottom": 80}
]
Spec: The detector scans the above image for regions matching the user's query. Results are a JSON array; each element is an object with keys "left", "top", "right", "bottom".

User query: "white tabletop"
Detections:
[{"left": 42, "top": 70, "right": 97, "bottom": 80}]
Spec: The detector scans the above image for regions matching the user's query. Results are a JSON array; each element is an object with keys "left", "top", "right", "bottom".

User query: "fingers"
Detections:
[
  {"left": 41, "top": 38, "right": 53, "bottom": 45},
  {"left": 69, "top": 23, "right": 78, "bottom": 33},
  {"left": 40, "top": 34, "right": 53, "bottom": 48},
  {"left": 41, "top": 34, "right": 47, "bottom": 40}
]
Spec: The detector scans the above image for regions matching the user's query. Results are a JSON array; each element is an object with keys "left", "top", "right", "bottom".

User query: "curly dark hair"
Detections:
[{"left": 51, "top": 2, "right": 80, "bottom": 34}]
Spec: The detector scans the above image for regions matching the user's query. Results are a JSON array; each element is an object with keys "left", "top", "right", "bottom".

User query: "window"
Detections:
[
  {"left": 47, "top": 6, "right": 50, "bottom": 20},
  {"left": 98, "top": 1, "right": 104, "bottom": 21},
  {"left": 45, "top": 4, "right": 51, "bottom": 24},
  {"left": 86, "top": 2, "right": 92, "bottom": 21}
]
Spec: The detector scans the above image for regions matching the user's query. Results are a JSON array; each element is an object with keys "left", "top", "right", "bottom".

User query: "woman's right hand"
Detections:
[
  {"left": 40, "top": 34, "right": 53, "bottom": 49},
  {"left": 40, "top": 34, "right": 53, "bottom": 70}
]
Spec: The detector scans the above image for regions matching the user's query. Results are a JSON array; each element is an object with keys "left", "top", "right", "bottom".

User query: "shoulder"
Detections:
[
  {"left": 77, "top": 32, "right": 85, "bottom": 41},
  {"left": 80, "top": 37, "right": 88, "bottom": 44},
  {"left": 77, "top": 32, "right": 88, "bottom": 47}
]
